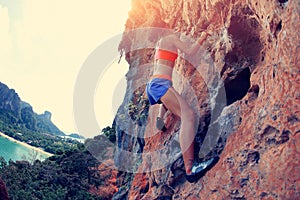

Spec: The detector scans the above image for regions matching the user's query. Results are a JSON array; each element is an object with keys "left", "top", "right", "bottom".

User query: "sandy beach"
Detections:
[{"left": 0, "top": 132, "right": 53, "bottom": 157}]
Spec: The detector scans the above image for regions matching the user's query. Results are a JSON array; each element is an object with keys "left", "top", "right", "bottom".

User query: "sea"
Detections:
[{"left": 0, "top": 136, "right": 51, "bottom": 163}]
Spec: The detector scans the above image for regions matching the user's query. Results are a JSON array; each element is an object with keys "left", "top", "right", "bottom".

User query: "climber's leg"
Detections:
[
  {"left": 156, "top": 104, "right": 167, "bottom": 131},
  {"left": 160, "top": 87, "right": 196, "bottom": 174},
  {"left": 158, "top": 103, "right": 167, "bottom": 118}
]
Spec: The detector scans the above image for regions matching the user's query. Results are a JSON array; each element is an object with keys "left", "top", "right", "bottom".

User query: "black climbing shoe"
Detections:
[
  {"left": 156, "top": 117, "right": 167, "bottom": 132},
  {"left": 185, "top": 156, "right": 220, "bottom": 183}
]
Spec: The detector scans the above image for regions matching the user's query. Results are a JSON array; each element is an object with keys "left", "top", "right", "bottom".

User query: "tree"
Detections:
[
  {"left": 0, "top": 157, "right": 7, "bottom": 168},
  {"left": 102, "top": 126, "right": 116, "bottom": 143}
]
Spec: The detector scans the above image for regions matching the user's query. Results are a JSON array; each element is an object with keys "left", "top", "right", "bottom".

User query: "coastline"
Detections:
[{"left": 0, "top": 132, "right": 53, "bottom": 157}]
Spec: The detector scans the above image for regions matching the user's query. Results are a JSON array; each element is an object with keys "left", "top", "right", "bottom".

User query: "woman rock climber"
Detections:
[{"left": 146, "top": 30, "right": 218, "bottom": 183}]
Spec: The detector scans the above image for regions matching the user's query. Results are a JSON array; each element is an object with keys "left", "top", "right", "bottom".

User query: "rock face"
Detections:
[
  {"left": 89, "top": 159, "right": 118, "bottom": 200},
  {"left": 113, "top": 0, "right": 300, "bottom": 199},
  {"left": 0, "top": 82, "right": 21, "bottom": 116}
]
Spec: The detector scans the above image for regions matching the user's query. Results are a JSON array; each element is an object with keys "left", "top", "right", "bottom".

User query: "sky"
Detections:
[{"left": 0, "top": 0, "right": 131, "bottom": 136}]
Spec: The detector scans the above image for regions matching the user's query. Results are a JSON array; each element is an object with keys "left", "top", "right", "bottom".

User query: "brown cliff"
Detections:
[
  {"left": 89, "top": 159, "right": 118, "bottom": 200},
  {"left": 113, "top": 0, "right": 300, "bottom": 199}
]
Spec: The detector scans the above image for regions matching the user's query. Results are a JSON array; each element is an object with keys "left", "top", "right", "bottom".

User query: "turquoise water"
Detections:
[{"left": 0, "top": 136, "right": 51, "bottom": 162}]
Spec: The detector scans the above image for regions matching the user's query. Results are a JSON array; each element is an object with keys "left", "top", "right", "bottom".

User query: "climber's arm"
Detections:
[{"left": 172, "top": 31, "right": 211, "bottom": 55}]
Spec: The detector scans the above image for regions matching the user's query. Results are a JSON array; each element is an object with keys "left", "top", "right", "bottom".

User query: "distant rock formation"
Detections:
[
  {"left": 0, "top": 177, "right": 9, "bottom": 200},
  {"left": 0, "top": 82, "right": 64, "bottom": 136},
  {"left": 40, "top": 111, "right": 52, "bottom": 121},
  {"left": 112, "top": 0, "right": 300, "bottom": 199}
]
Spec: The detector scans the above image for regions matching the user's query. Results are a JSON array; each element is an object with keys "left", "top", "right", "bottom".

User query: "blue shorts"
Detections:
[{"left": 146, "top": 78, "right": 172, "bottom": 105}]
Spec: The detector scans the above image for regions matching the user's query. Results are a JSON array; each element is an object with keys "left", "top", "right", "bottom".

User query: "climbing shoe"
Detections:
[
  {"left": 156, "top": 117, "right": 167, "bottom": 132},
  {"left": 185, "top": 156, "right": 220, "bottom": 183}
]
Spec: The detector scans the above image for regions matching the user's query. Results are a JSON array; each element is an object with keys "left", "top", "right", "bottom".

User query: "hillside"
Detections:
[
  {"left": 111, "top": 0, "right": 300, "bottom": 199},
  {"left": 0, "top": 82, "right": 64, "bottom": 136},
  {"left": 0, "top": 82, "right": 82, "bottom": 154}
]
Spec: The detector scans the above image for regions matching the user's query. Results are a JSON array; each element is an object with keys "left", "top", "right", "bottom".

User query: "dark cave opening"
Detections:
[
  {"left": 278, "top": 0, "right": 288, "bottom": 3},
  {"left": 224, "top": 67, "right": 251, "bottom": 105},
  {"left": 274, "top": 20, "right": 282, "bottom": 38},
  {"left": 222, "top": 6, "right": 262, "bottom": 106}
]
